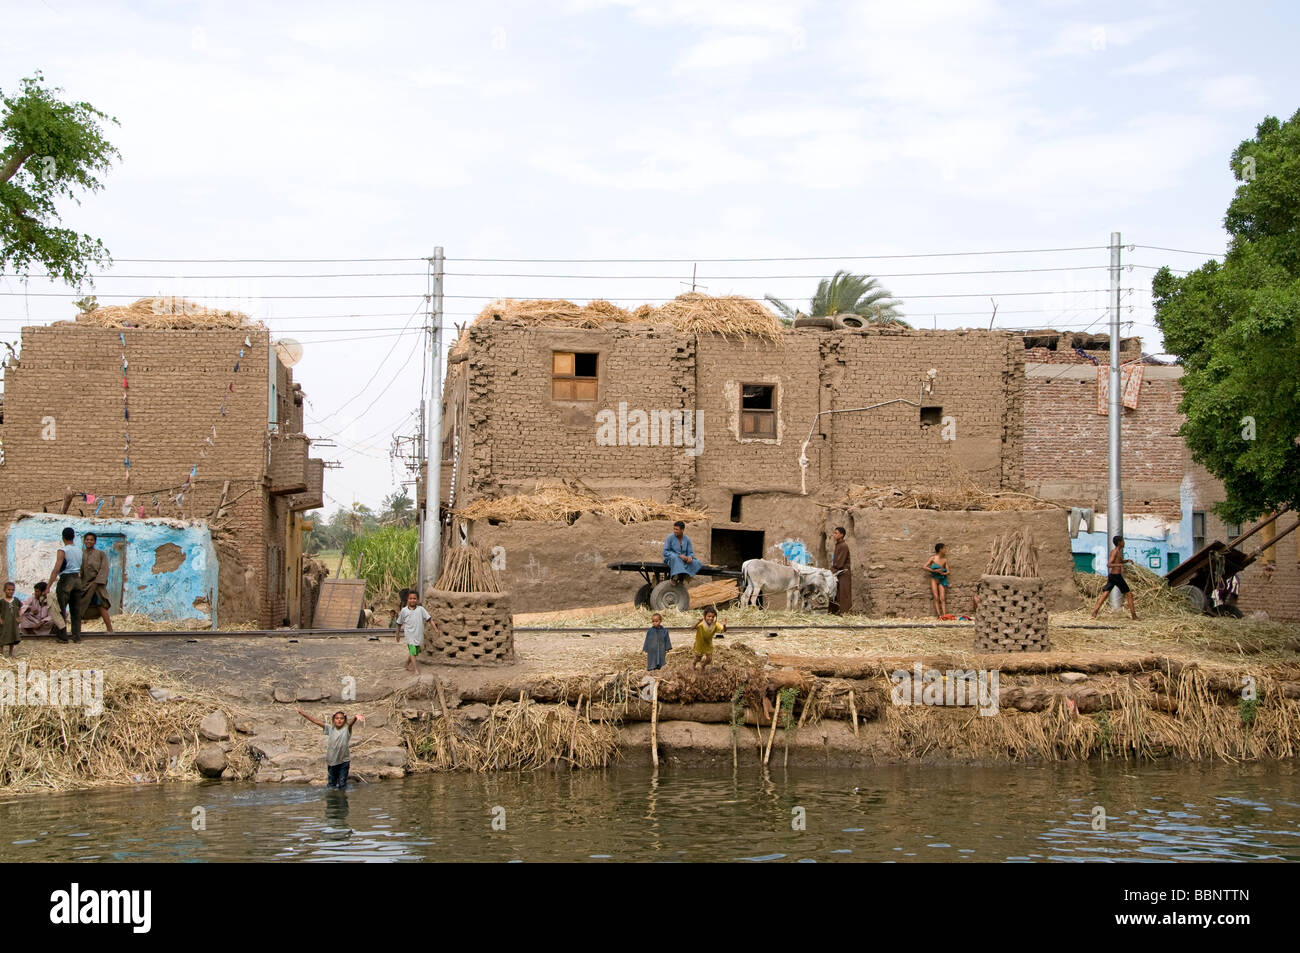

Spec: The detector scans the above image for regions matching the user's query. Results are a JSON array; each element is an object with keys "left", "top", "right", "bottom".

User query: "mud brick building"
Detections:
[
  {"left": 1021, "top": 330, "right": 1299, "bottom": 621},
  {"left": 0, "top": 307, "right": 324, "bottom": 626},
  {"left": 438, "top": 311, "right": 1061, "bottom": 616}
]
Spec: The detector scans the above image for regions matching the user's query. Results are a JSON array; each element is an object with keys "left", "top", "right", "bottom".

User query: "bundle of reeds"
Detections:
[
  {"left": 985, "top": 529, "right": 1041, "bottom": 577},
  {"left": 1072, "top": 564, "right": 1198, "bottom": 617},
  {"left": 72, "top": 296, "right": 255, "bottom": 330},
  {"left": 456, "top": 483, "right": 707, "bottom": 525},
  {"left": 435, "top": 544, "right": 503, "bottom": 593}
]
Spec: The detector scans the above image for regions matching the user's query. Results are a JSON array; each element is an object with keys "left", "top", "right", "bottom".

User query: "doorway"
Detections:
[
  {"left": 710, "top": 528, "right": 765, "bottom": 570},
  {"left": 98, "top": 533, "right": 127, "bottom": 615}
]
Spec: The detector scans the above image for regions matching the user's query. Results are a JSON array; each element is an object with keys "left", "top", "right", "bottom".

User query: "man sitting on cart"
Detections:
[{"left": 664, "top": 521, "right": 701, "bottom": 583}]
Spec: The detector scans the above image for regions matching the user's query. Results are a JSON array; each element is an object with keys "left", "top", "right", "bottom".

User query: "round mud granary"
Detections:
[
  {"left": 973, "top": 574, "right": 1050, "bottom": 652},
  {"left": 424, "top": 589, "right": 516, "bottom": 663}
]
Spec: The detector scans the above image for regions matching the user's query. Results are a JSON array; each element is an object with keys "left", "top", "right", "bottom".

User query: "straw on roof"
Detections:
[
  {"left": 72, "top": 296, "right": 258, "bottom": 330},
  {"left": 460, "top": 292, "right": 783, "bottom": 345}
]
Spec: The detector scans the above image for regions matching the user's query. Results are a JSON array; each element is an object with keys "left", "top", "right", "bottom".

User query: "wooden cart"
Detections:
[
  {"left": 1164, "top": 507, "right": 1297, "bottom": 616},
  {"left": 606, "top": 560, "right": 741, "bottom": 612}
]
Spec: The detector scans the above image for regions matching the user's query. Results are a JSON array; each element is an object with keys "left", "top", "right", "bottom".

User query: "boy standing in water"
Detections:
[
  {"left": 643, "top": 611, "right": 671, "bottom": 671},
  {"left": 1091, "top": 535, "right": 1139, "bottom": 620},
  {"left": 297, "top": 707, "right": 364, "bottom": 789},
  {"left": 692, "top": 608, "right": 726, "bottom": 671},
  {"left": 394, "top": 589, "right": 435, "bottom": 674}
]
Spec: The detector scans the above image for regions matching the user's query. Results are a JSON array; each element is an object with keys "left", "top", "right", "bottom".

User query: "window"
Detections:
[
  {"left": 1225, "top": 522, "right": 1242, "bottom": 542},
  {"left": 1192, "top": 511, "right": 1206, "bottom": 552},
  {"left": 920, "top": 406, "right": 943, "bottom": 427},
  {"left": 552, "top": 351, "right": 599, "bottom": 401},
  {"left": 740, "top": 384, "right": 776, "bottom": 437}
]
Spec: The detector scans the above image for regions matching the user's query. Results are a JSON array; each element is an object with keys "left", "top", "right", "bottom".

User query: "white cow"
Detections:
[{"left": 741, "top": 558, "right": 804, "bottom": 609}]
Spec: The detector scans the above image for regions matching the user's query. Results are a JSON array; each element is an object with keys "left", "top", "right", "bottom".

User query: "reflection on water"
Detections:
[{"left": 0, "top": 761, "right": 1297, "bottom": 862}]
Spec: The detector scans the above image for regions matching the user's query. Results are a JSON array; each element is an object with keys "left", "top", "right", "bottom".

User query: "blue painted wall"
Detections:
[
  {"left": 1070, "top": 476, "right": 1195, "bottom": 575},
  {"left": 4, "top": 513, "right": 218, "bottom": 624}
]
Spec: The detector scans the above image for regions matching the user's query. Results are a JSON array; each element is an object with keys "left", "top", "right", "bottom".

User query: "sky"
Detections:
[{"left": 3, "top": 0, "right": 1297, "bottom": 509}]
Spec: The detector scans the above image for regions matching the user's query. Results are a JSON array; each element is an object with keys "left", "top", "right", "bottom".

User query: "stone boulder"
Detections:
[
  {"left": 199, "top": 710, "right": 230, "bottom": 741},
  {"left": 196, "top": 744, "right": 227, "bottom": 778}
]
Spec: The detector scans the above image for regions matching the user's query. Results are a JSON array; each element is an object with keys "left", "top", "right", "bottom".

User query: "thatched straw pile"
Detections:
[
  {"left": 636, "top": 292, "right": 783, "bottom": 341},
  {"left": 0, "top": 651, "right": 253, "bottom": 793},
  {"left": 461, "top": 293, "right": 783, "bottom": 344},
  {"left": 1073, "top": 564, "right": 1197, "bottom": 618},
  {"left": 72, "top": 296, "right": 258, "bottom": 330},
  {"left": 457, "top": 483, "right": 707, "bottom": 525},
  {"left": 840, "top": 481, "right": 1063, "bottom": 512}
]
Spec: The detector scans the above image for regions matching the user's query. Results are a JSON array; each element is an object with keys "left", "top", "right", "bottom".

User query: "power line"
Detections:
[
  {"left": 1131, "top": 244, "right": 1225, "bottom": 258},
  {"left": 448, "top": 245, "right": 1110, "bottom": 263},
  {"left": 312, "top": 302, "right": 425, "bottom": 424}
]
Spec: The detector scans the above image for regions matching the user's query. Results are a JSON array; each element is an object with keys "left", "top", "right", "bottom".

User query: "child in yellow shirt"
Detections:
[{"left": 692, "top": 608, "right": 727, "bottom": 671}]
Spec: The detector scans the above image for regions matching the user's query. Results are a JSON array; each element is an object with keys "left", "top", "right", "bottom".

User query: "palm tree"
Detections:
[{"left": 766, "top": 270, "right": 908, "bottom": 327}]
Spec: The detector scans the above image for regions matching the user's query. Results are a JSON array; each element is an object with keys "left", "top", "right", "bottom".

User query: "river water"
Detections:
[{"left": 1, "top": 761, "right": 1297, "bottom": 862}]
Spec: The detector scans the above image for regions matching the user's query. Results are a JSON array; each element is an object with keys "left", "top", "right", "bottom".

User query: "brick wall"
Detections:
[
  {"left": 449, "top": 324, "right": 1026, "bottom": 517},
  {"left": 0, "top": 320, "right": 303, "bottom": 625},
  {"left": 1024, "top": 363, "right": 1188, "bottom": 519}
]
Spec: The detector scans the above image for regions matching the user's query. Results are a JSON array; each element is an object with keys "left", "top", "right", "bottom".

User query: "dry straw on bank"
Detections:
[
  {"left": 457, "top": 483, "right": 707, "bottom": 525},
  {"left": 0, "top": 650, "right": 253, "bottom": 794},
  {"left": 72, "top": 296, "right": 257, "bottom": 330}
]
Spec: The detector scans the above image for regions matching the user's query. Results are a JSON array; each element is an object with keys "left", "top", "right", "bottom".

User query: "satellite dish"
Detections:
[{"left": 274, "top": 338, "right": 304, "bottom": 367}]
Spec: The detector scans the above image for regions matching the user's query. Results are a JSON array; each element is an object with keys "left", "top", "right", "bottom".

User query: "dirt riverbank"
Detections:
[{"left": 2, "top": 610, "right": 1298, "bottom": 793}]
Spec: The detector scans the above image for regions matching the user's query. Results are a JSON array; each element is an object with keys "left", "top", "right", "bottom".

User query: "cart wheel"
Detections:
[
  {"left": 1212, "top": 604, "right": 1244, "bottom": 619},
  {"left": 1173, "top": 584, "right": 1207, "bottom": 612},
  {"left": 650, "top": 579, "right": 690, "bottom": 612},
  {"left": 634, "top": 583, "right": 652, "bottom": 609}
]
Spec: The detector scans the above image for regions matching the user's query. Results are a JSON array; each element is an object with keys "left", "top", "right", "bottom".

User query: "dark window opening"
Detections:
[
  {"left": 741, "top": 384, "right": 776, "bottom": 437},
  {"left": 730, "top": 494, "right": 743, "bottom": 523},
  {"left": 920, "top": 406, "right": 943, "bottom": 427},
  {"left": 1192, "top": 511, "right": 1206, "bottom": 552},
  {"left": 552, "top": 351, "right": 599, "bottom": 401},
  {"left": 710, "top": 528, "right": 765, "bottom": 571}
]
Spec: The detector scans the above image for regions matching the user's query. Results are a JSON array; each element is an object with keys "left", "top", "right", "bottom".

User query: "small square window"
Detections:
[
  {"left": 920, "top": 406, "right": 943, "bottom": 427},
  {"left": 741, "top": 384, "right": 776, "bottom": 437},
  {"left": 552, "top": 351, "right": 599, "bottom": 401}
]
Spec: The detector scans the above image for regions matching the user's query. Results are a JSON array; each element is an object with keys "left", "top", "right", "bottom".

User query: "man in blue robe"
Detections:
[{"left": 663, "top": 520, "right": 701, "bottom": 582}]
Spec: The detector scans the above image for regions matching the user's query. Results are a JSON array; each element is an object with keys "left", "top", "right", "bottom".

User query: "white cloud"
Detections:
[
  {"left": 1113, "top": 47, "right": 1199, "bottom": 77},
  {"left": 1195, "top": 74, "right": 1267, "bottom": 111},
  {"left": 674, "top": 33, "right": 781, "bottom": 71}
]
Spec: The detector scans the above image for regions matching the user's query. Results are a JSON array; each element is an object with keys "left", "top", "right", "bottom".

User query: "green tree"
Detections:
[
  {"left": 1, "top": 72, "right": 120, "bottom": 287},
  {"left": 379, "top": 489, "right": 415, "bottom": 527},
  {"left": 1152, "top": 108, "right": 1300, "bottom": 524},
  {"left": 766, "top": 270, "right": 908, "bottom": 326}
]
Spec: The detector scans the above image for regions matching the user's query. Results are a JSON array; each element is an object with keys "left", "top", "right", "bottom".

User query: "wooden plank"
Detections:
[{"left": 315, "top": 579, "right": 368, "bottom": 629}]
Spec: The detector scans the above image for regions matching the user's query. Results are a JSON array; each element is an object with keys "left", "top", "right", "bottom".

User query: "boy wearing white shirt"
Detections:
[{"left": 394, "top": 590, "right": 435, "bottom": 673}]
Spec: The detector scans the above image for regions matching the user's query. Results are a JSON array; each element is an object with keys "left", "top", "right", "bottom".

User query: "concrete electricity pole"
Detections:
[
  {"left": 418, "top": 247, "right": 445, "bottom": 595},
  {"left": 1108, "top": 232, "right": 1123, "bottom": 609}
]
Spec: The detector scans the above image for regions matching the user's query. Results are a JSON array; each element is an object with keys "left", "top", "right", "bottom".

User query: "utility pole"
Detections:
[
  {"left": 1108, "top": 232, "right": 1123, "bottom": 609},
  {"left": 418, "top": 248, "right": 445, "bottom": 595}
]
